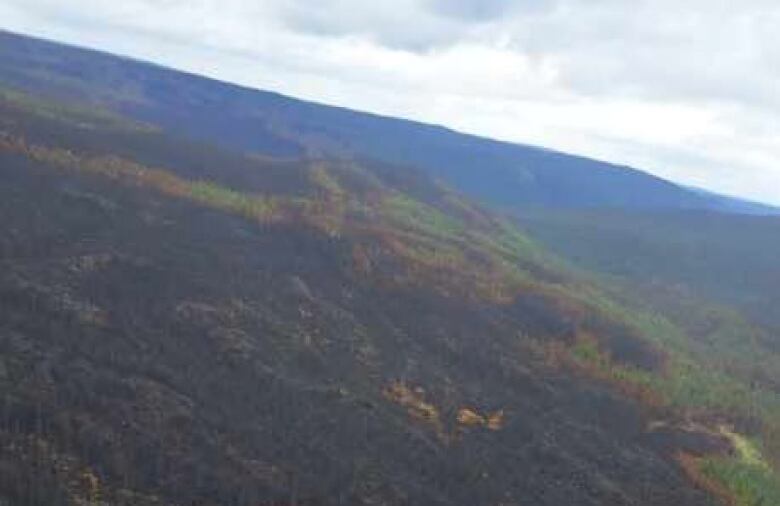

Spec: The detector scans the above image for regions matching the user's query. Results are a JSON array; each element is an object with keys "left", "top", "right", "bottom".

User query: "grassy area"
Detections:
[
  {"left": 189, "top": 181, "right": 279, "bottom": 223},
  {"left": 382, "top": 193, "right": 465, "bottom": 241},
  {"left": 701, "top": 429, "right": 780, "bottom": 506}
]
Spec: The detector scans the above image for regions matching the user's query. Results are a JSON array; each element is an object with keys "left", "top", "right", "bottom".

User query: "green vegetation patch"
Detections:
[
  {"left": 382, "top": 194, "right": 465, "bottom": 241},
  {"left": 701, "top": 430, "right": 780, "bottom": 506},
  {"left": 189, "top": 181, "right": 279, "bottom": 222}
]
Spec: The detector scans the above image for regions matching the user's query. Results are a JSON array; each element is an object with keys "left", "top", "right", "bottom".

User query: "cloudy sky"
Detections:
[{"left": 2, "top": 0, "right": 780, "bottom": 204}]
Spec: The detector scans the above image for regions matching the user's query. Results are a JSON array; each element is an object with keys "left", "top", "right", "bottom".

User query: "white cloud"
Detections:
[{"left": 1, "top": 0, "right": 779, "bottom": 204}]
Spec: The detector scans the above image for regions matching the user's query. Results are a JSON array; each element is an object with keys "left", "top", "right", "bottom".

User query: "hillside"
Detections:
[
  {"left": 0, "top": 71, "right": 733, "bottom": 506},
  {"left": 516, "top": 207, "right": 780, "bottom": 506},
  {"left": 2, "top": 29, "right": 776, "bottom": 215},
  {"left": 3, "top": 31, "right": 780, "bottom": 506},
  {"left": 517, "top": 209, "right": 780, "bottom": 328}
]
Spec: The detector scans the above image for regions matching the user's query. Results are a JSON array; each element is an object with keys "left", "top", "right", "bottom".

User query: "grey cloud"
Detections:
[
  {"left": 502, "top": 0, "right": 780, "bottom": 109},
  {"left": 276, "top": 0, "right": 556, "bottom": 51},
  {"left": 425, "top": 0, "right": 543, "bottom": 21},
  {"left": 275, "top": 1, "right": 463, "bottom": 51}
]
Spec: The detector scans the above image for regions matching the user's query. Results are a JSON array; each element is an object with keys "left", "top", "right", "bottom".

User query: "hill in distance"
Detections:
[{"left": 1, "top": 29, "right": 777, "bottom": 216}]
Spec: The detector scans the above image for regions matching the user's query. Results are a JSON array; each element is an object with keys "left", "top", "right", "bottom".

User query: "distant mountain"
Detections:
[
  {"left": 517, "top": 207, "right": 780, "bottom": 327},
  {"left": 1, "top": 29, "right": 776, "bottom": 215},
  {"left": 684, "top": 186, "right": 780, "bottom": 215}
]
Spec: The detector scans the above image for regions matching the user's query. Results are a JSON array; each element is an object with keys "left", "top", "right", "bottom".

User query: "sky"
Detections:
[{"left": 2, "top": 0, "right": 780, "bottom": 204}]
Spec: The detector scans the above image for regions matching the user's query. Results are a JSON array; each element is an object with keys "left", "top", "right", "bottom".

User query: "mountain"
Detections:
[
  {"left": 2, "top": 29, "right": 776, "bottom": 215},
  {"left": 2, "top": 30, "right": 780, "bottom": 506},
  {"left": 517, "top": 208, "right": 780, "bottom": 328}
]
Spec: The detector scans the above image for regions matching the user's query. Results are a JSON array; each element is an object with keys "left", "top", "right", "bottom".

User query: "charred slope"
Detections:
[{"left": 0, "top": 91, "right": 724, "bottom": 505}]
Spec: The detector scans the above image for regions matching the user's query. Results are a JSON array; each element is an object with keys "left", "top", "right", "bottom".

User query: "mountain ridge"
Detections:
[{"left": 2, "top": 28, "right": 776, "bottom": 215}]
